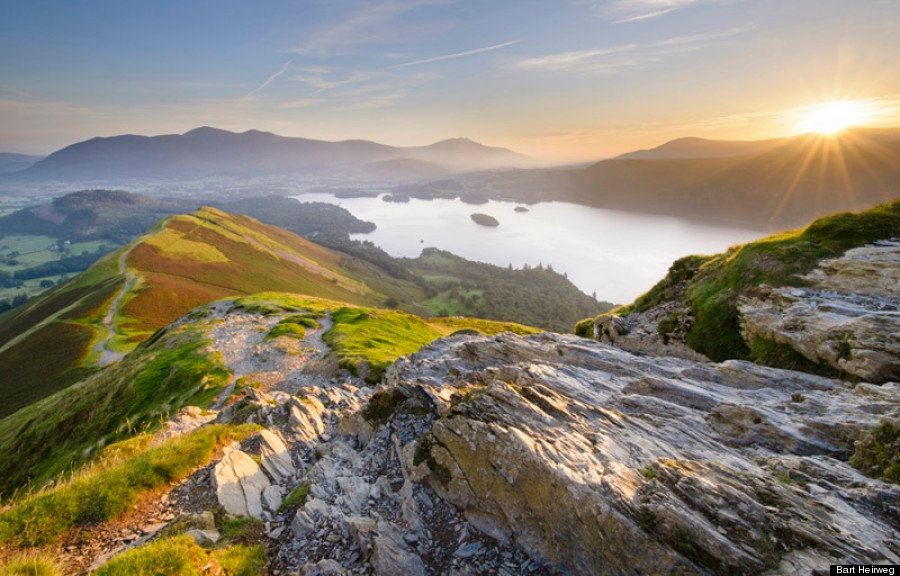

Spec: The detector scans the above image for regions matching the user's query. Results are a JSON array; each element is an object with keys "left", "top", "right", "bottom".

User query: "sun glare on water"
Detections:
[{"left": 795, "top": 100, "right": 873, "bottom": 135}]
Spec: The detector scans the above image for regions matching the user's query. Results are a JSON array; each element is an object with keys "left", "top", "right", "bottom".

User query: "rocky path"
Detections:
[{"left": 93, "top": 245, "right": 137, "bottom": 366}]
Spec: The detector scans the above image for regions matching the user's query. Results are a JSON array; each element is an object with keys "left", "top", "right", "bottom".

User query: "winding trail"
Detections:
[{"left": 93, "top": 246, "right": 137, "bottom": 366}]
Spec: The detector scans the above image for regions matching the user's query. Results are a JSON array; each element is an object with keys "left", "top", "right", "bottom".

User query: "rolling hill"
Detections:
[
  {"left": 7, "top": 127, "right": 531, "bottom": 183},
  {"left": 0, "top": 207, "right": 424, "bottom": 417}
]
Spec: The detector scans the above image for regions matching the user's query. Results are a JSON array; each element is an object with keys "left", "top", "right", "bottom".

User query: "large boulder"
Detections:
[{"left": 212, "top": 448, "right": 272, "bottom": 518}]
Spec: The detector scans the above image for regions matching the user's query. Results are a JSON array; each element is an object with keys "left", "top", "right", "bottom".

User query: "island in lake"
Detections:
[{"left": 470, "top": 213, "right": 500, "bottom": 227}]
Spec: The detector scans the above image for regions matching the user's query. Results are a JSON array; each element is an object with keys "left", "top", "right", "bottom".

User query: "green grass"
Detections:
[
  {"left": 278, "top": 483, "right": 310, "bottom": 512},
  {"left": 265, "top": 322, "right": 306, "bottom": 340},
  {"left": 0, "top": 553, "right": 61, "bottom": 576},
  {"left": 216, "top": 516, "right": 263, "bottom": 542},
  {"left": 427, "top": 316, "right": 539, "bottom": 337},
  {"left": 91, "top": 534, "right": 266, "bottom": 576},
  {"left": 0, "top": 424, "right": 258, "bottom": 547},
  {"left": 580, "top": 201, "right": 900, "bottom": 363},
  {"left": 324, "top": 305, "right": 540, "bottom": 382},
  {"left": 93, "top": 535, "right": 207, "bottom": 576},
  {"left": 324, "top": 307, "right": 443, "bottom": 382},
  {"left": 0, "top": 319, "right": 234, "bottom": 496},
  {"left": 229, "top": 292, "right": 339, "bottom": 316},
  {"left": 280, "top": 313, "right": 320, "bottom": 328},
  {"left": 212, "top": 544, "right": 267, "bottom": 576},
  {"left": 265, "top": 313, "right": 322, "bottom": 340}
]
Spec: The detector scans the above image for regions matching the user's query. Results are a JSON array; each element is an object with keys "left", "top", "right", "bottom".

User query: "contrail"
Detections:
[
  {"left": 247, "top": 59, "right": 294, "bottom": 96},
  {"left": 388, "top": 40, "right": 519, "bottom": 69}
]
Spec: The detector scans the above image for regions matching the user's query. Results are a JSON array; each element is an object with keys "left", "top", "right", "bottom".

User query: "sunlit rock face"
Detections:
[
  {"left": 385, "top": 332, "right": 899, "bottom": 575},
  {"left": 739, "top": 240, "right": 900, "bottom": 382}
]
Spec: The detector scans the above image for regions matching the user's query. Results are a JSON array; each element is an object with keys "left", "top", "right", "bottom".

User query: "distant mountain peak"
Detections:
[{"left": 10, "top": 127, "right": 531, "bottom": 182}]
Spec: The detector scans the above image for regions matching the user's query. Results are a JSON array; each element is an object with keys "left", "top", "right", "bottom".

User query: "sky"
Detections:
[{"left": 1, "top": 0, "right": 900, "bottom": 161}]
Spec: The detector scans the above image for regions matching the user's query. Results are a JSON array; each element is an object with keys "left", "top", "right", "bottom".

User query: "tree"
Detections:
[
  {"left": 384, "top": 296, "right": 399, "bottom": 309},
  {"left": 0, "top": 300, "right": 10, "bottom": 313},
  {"left": 12, "top": 293, "right": 28, "bottom": 307},
  {"left": 40, "top": 279, "right": 55, "bottom": 288}
]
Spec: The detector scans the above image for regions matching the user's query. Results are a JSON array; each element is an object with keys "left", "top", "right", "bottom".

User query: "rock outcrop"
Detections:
[
  {"left": 384, "top": 332, "right": 899, "bottom": 575},
  {"left": 739, "top": 240, "right": 900, "bottom": 382},
  {"left": 212, "top": 447, "right": 272, "bottom": 518}
]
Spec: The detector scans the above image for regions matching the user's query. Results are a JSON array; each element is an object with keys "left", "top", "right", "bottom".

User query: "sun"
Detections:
[{"left": 795, "top": 100, "right": 873, "bottom": 135}]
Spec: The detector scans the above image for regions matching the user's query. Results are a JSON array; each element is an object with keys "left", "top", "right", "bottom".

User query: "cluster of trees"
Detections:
[
  {"left": 0, "top": 293, "right": 28, "bottom": 313},
  {"left": 405, "top": 249, "right": 612, "bottom": 332},
  {"left": 0, "top": 249, "right": 105, "bottom": 288}
]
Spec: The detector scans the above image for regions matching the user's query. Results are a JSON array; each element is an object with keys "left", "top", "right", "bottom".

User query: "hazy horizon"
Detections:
[{"left": 3, "top": 1, "right": 900, "bottom": 162}]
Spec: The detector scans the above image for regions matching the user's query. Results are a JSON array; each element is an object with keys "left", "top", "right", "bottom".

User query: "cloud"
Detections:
[
  {"left": 387, "top": 40, "right": 519, "bottom": 69},
  {"left": 593, "top": 0, "right": 715, "bottom": 23},
  {"left": 515, "top": 45, "right": 637, "bottom": 71},
  {"left": 293, "top": 0, "right": 449, "bottom": 55},
  {"left": 512, "top": 27, "right": 746, "bottom": 73},
  {"left": 246, "top": 59, "right": 294, "bottom": 96},
  {"left": 278, "top": 98, "right": 322, "bottom": 109}
]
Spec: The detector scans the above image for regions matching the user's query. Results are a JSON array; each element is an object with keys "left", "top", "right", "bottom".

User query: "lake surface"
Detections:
[{"left": 295, "top": 193, "right": 765, "bottom": 304}]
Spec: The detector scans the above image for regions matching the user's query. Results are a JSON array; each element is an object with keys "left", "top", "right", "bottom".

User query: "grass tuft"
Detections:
[
  {"left": 278, "top": 483, "right": 310, "bottom": 513},
  {"left": 0, "top": 424, "right": 258, "bottom": 547},
  {"left": 0, "top": 553, "right": 61, "bottom": 576},
  {"left": 851, "top": 420, "right": 899, "bottom": 484}
]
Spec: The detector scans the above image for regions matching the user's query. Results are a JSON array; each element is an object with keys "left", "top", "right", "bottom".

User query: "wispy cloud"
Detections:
[
  {"left": 293, "top": 0, "right": 448, "bottom": 55},
  {"left": 515, "top": 45, "right": 636, "bottom": 71},
  {"left": 593, "top": 0, "right": 714, "bottom": 23},
  {"left": 512, "top": 26, "right": 746, "bottom": 73},
  {"left": 246, "top": 59, "right": 294, "bottom": 96},
  {"left": 387, "top": 40, "right": 519, "bottom": 69}
]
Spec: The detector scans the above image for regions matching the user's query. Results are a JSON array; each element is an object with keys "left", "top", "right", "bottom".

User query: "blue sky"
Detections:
[{"left": 2, "top": 0, "right": 899, "bottom": 159}]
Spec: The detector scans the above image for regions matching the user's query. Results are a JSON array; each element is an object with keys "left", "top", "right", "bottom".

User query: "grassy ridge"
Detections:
[
  {"left": 0, "top": 206, "right": 421, "bottom": 417},
  {"left": 0, "top": 318, "right": 231, "bottom": 495},
  {"left": 579, "top": 201, "right": 900, "bottom": 363},
  {"left": 0, "top": 424, "right": 258, "bottom": 547}
]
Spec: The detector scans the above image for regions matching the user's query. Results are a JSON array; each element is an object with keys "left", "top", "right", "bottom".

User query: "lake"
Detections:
[{"left": 294, "top": 193, "right": 765, "bottom": 304}]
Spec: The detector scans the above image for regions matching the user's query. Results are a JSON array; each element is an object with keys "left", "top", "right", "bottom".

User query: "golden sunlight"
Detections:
[{"left": 795, "top": 100, "right": 873, "bottom": 135}]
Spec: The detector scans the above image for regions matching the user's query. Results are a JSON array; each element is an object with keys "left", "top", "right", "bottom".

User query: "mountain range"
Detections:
[
  {"left": 5, "top": 127, "right": 531, "bottom": 183},
  {"left": 453, "top": 127, "right": 900, "bottom": 229}
]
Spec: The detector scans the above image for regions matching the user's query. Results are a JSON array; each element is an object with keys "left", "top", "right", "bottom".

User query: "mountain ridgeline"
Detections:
[{"left": 6, "top": 127, "right": 531, "bottom": 183}]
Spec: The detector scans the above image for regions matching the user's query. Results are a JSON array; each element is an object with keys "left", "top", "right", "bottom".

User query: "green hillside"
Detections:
[
  {"left": 404, "top": 248, "right": 611, "bottom": 332},
  {"left": 0, "top": 207, "right": 424, "bottom": 418},
  {"left": 576, "top": 200, "right": 900, "bottom": 364}
]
